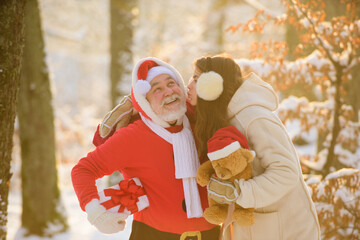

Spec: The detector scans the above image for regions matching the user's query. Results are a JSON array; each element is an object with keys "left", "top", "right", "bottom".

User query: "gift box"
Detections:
[{"left": 99, "top": 177, "right": 149, "bottom": 215}]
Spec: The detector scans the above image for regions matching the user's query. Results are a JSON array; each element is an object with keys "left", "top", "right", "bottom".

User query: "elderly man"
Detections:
[{"left": 71, "top": 57, "right": 219, "bottom": 240}]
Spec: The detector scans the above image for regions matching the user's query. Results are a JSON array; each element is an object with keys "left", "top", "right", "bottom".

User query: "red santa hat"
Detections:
[
  {"left": 207, "top": 126, "right": 255, "bottom": 161},
  {"left": 131, "top": 57, "right": 187, "bottom": 128}
]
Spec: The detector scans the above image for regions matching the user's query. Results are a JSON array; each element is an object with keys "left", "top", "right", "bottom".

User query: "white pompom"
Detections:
[
  {"left": 135, "top": 80, "right": 151, "bottom": 95},
  {"left": 196, "top": 71, "right": 223, "bottom": 101}
]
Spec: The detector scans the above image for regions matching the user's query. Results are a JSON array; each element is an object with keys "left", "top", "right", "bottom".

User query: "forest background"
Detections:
[{"left": 0, "top": 0, "right": 359, "bottom": 239}]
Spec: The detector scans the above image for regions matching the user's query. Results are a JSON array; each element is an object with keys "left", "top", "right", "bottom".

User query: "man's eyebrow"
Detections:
[
  {"left": 150, "top": 81, "right": 160, "bottom": 88},
  {"left": 150, "top": 76, "right": 174, "bottom": 87}
]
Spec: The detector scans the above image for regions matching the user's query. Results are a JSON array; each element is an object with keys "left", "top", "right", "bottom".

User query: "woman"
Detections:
[{"left": 187, "top": 54, "right": 320, "bottom": 240}]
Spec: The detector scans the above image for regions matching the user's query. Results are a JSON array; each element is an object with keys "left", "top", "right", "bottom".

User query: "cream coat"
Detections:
[{"left": 222, "top": 73, "right": 321, "bottom": 240}]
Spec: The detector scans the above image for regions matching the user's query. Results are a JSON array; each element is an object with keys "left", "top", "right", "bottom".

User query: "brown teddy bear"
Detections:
[{"left": 196, "top": 126, "right": 255, "bottom": 226}]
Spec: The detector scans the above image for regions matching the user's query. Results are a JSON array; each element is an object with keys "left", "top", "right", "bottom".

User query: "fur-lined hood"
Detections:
[{"left": 227, "top": 72, "right": 279, "bottom": 119}]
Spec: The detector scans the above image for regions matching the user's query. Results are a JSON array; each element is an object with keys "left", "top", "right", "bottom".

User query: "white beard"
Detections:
[
  {"left": 159, "top": 104, "right": 187, "bottom": 122},
  {"left": 158, "top": 94, "right": 187, "bottom": 123}
]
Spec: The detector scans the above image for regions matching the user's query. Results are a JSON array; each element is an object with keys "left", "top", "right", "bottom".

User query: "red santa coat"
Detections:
[{"left": 71, "top": 119, "right": 215, "bottom": 234}]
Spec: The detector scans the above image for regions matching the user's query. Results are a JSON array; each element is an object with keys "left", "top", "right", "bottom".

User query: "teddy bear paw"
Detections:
[
  {"left": 196, "top": 174, "right": 210, "bottom": 187},
  {"left": 232, "top": 209, "right": 255, "bottom": 226},
  {"left": 203, "top": 206, "right": 228, "bottom": 225}
]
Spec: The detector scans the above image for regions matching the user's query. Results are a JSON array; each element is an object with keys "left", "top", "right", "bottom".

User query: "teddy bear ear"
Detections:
[
  {"left": 240, "top": 148, "right": 256, "bottom": 163},
  {"left": 248, "top": 150, "right": 256, "bottom": 163}
]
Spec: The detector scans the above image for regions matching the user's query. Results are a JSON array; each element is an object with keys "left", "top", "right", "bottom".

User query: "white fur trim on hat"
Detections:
[
  {"left": 208, "top": 141, "right": 240, "bottom": 161},
  {"left": 196, "top": 71, "right": 223, "bottom": 101},
  {"left": 146, "top": 66, "right": 177, "bottom": 84}
]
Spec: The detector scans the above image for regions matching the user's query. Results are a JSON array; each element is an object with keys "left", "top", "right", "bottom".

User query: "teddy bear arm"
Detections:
[
  {"left": 196, "top": 160, "right": 215, "bottom": 187},
  {"left": 204, "top": 198, "right": 229, "bottom": 225}
]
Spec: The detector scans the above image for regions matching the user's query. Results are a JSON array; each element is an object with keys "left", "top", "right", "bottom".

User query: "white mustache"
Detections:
[{"left": 161, "top": 94, "right": 180, "bottom": 106}]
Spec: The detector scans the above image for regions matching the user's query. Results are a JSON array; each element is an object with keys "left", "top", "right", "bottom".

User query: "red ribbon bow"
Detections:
[{"left": 101, "top": 179, "right": 146, "bottom": 214}]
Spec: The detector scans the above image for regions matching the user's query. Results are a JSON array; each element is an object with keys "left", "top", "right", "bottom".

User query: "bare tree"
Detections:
[
  {"left": 110, "top": 0, "right": 137, "bottom": 107},
  {"left": 203, "top": 0, "right": 227, "bottom": 54},
  {"left": 17, "top": 0, "right": 67, "bottom": 236},
  {"left": 0, "top": 1, "right": 26, "bottom": 239}
]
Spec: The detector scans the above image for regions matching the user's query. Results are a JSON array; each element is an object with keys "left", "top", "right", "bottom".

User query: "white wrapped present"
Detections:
[{"left": 99, "top": 177, "right": 149, "bottom": 214}]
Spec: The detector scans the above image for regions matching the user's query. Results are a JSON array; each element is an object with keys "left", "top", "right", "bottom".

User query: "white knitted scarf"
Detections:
[{"left": 140, "top": 113, "right": 203, "bottom": 218}]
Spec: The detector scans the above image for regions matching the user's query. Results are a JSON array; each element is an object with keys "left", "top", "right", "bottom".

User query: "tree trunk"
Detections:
[
  {"left": 325, "top": 0, "right": 360, "bottom": 122},
  {"left": 203, "top": 0, "right": 226, "bottom": 55},
  {"left": 0, "top": 1, "right": 26, "bottom": 239},
  {"left": 110, "top": 0, "right": 136, "bottom": 107},
  {"left": 17, "top": 0, "right": 67, "bottom": 236},
  {"left": 347, "top": 67, "right": 360, "bottom": 122},
  {"left": 108, "top": 0, "right": 137, "bottom": 185},
  {"left": 323, "top": 64, "right": 343, "bottom": 176}
]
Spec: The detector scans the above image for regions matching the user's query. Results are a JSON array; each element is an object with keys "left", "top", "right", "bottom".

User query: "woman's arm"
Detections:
[{"left": 236, "top": 118, "right": 299, "bottom": 209}]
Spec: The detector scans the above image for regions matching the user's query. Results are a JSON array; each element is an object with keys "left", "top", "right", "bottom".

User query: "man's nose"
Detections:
[{"left": 164, "top": 86, "right": 174, "bottom": 96}]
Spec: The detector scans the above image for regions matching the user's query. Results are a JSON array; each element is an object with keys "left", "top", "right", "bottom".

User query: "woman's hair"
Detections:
[{"left": 194, "top": 53, "right": 243, "bottom": 159}]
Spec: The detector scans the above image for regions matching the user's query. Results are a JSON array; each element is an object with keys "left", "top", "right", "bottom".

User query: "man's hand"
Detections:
[
  {"left": 85, "top": 199, "right": 129, "bottom": 234},
  {"left": 207, "top": 177, "right": 241, "bottom": 205}
]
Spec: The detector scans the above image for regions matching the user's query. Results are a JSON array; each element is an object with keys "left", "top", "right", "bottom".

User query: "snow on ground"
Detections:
[{"left": 7, "top": 164, "right": 133, "bottom": 240}]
